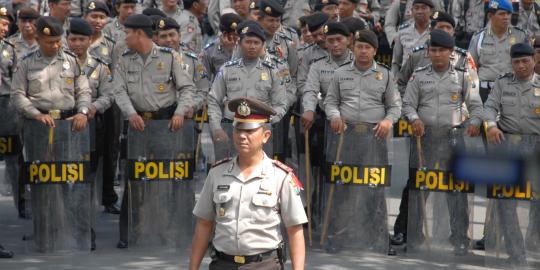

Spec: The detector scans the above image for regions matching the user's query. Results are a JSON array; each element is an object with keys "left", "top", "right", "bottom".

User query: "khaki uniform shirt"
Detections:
[
  {"left": 177, "top": 9, "right": 203, "bottom": 54},
  {"left": 193, "top": 154, "right": 308, "bottom": 256},
  {"left": 88, "top": 34, "right": 116, "bottom": 66},
  {"left": 266, "top": 29, "right": 299, "bottom": 79},
  {"left": 516, "top": 4, "right": 540, "bottom": 36},
  {"left": 302, "top": 50, "right": 354, "bottom": 113},
  {"left": 402, "top": 64, "right": 483, "bottom": 128},
  {"left": 7, "top": 33, "right": 38, "bottom": 60},
  {"left": 178, "top": 49, "right": 209, "bottom": 110},
  {"left": 200, "top": 37, "right": 233, "bottom": 82},
  {"left": 0, "top": 39, "right": 16, "bottom": 96},
  {"left": 207, "top": 57, "right": 287, "bottom": 131},
  {"left": 391, "top": 22, "right": 430, "bottom": 75},
  {"left": 11, "top": 49, "right": 92, "bottom": 118},
  {"left": 324, "top": 61, "right": 402, "bottom": 124},
  {"left": 113, "top": 44, "right": 196, "bottom": 117},
  {"left": 81, "top": 54, "right": 114, "bottom": 114},
  {"left": 484, "top": 73, "right": 540, "bottom": 135},
  {"left": 452, "top": 0, "right": 486, "bottom": 35},
  {"left": 468, "top": 23, "right": 529, "bottom": 82},
  {"left": 297, "top": 44, "right": 328, "bottom": 94}
]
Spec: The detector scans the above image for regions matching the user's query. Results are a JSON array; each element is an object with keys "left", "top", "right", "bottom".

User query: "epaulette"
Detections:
[
  {"left": 184, "top": 51, "right": 198, "bottom": 59},
  {"left": 277, "top": 31, "right": 292, "bottom": 41},
  {"left": 300, "top": 43, "right": 314, "bottom": 50},
  {"left": 225, "top": 59, "right": 239, "bottom": 67},
  {"left": 104, "top": 35, "right": 116, "bottom": 44},
  {"left": 22, "top": 50, "right": 36, "bottom": 60},
  {"left": 63, "top": 49, "right": 77, "bottom": 58},
  {"left": 285, "top": 26, "right": 297, "bottom": 35},
  {"left": 376, "top": 61, "right": 390, "bottom": 70},
  {"left": 262, "top": 59, "right": 276, "bottom": 69},
  {"left": 94, "top": 56, "right": 109, "bottom": 66},
  {"left": 204, "top": 41, "right": 215, "bottom": 50},
  {"left": 398, "top": 23, "right": 410, "bottom": 31},
  {"left": 454, "top": 66, "right": 466, "bottom": 72},
  {"left": 414, "top": 65, "right": 430, "bottom": 72},
  {"left": 211, "top": 157, "right": 232, "bottom": 168},
  {"left": 472, "top": 28, "right": 486, "bottom": 36},
  {"left": 511, "top": 25, "right": 526, "bottom": 33},
  {"left": 454, "top": 47, "right": 468, "bottom": 55},
  {"left": 412, "top": 45, "right": 426, "bottom": 53},
  {"left": 1, "top": 39, "right": 14, "bottom": 47},
  {"left": 179, "top": 42, "right": 188, "bottom": 48},
  {"left": 312, "top": 55, "right": 328, "bottom": 64},
  {"left": 122, "top": 49, "right": 134, "bottom": 56},
  {"left": 272, "top": 159, "right": 293, "bottom": 174},
  {"left": 338, "top": 61, "right": 350, "bottom": 67},
  {"left": 498, "top": 72, "right": 513, "bottom": 79},
  {"left": 159, "top": 47, "right": 173, "bottom": 53}
]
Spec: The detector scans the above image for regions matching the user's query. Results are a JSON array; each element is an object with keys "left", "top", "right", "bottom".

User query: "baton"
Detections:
[{"left": 416, "top": 135, "right": 431, "bottom": 251}]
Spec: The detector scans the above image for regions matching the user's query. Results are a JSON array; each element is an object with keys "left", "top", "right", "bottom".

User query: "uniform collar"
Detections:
[
  {"left": 486, "top": 21, "right": 512, "bottom": 37},
  {"left": 426, "top": 64, "right": 456, "bottom": 75},
  {"left": 223, "top": 153, "right": 272, "bottom": 182},
  {"left": 350, "top": 60, "right": 378, "bottom": 73},
  {"left": 238, "top": 56, "right": 264, "bottom": 70}
]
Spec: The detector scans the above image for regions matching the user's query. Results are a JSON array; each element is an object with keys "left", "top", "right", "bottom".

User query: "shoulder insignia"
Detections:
[
  {"left": 262, "top": 59, "right": 276, "bottom": 69},
  {"left": 122, "top": 49, "right": 134, "bottom": 56},
  {"left": 454, "top": 47, "right": 468, "bottom": 55},
  {"left": 277, "top": 32, "right": 292, "bottom": 41},
  {"left": 376, "top": 61, "right": 390, "bottom": 70},
  {"left": 94, "top": 56, "right": 109, "bottom": 66},
  {"left": 312, "top": 55, "right": 328, "bottom": 64},
  {"left": 414, "top": 65, "right": 430, "bottom": 72},
  {"left": 301, "top": 43, "right": 314, "bottom": 50},
  {"left": 398, "top": 23, "right": 410, "bottom": 31},
  {"left": 472, "top": 28, "right": 486, "bottom": 37},
  {"left": 104, "top": 35, "right": 116, "bottom": 44},
  {"left": 159, "top": 47, "right": 173, "bottom": 53},
  {"left": 338, "top": 61, "right": 350, "bottom": 67},
  {"left": 412, "top": 45, "right": 426, "bottom": 53},
  {"left": 2, "top": 39, "right": 14, "bottom": 47},
  {"left": 498, "top": 72, "right": 513, "bottom": 79},
  {"left": 273, "top": 159, "right": 293, "bottom": 173},
  {"left": 22, "top": 50, "right": 36, "bottom": 60},
  {"left": 185, "top": 51, "right": 198, "bottom": 59},
  {"left": 512, "top": 26, "right": 526, "bottom": 33},
  {"left": 204, "top": 41, "right": 215, "bottom": 50},
  {"left": 63, "top": 49, "right": 77, "bottom": 58},
  {"left": 211, "top": 157, "right": 232, "bottom": 168},
  {"left": 286, "top": 26, "right": 297, "bottom": 34},
  {"left": 225, "top": 59, "right": 239, "bottom": 67},
  {"left": 272, "top": 160, "right": 303, "bottom": 194},
  {"left": 454, "top": 66, "right": 466, "bottom": 72}
]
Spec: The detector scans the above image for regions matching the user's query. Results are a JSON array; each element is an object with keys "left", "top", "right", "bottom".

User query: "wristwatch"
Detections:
[{"left": 79, "top": 107, "right": 89, "bottom": 116}]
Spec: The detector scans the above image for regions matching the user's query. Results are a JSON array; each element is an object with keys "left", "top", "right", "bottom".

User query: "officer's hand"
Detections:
[
  {"left": 185, "top": 108, "right": 194, "bottom": 119},
  {"left": 465, "top": 125, "right": 481, "bottom": 137},
  {"left": 68, "top": 113, "right": 88, "bottom": 132},
  {"left": 300, "top": 111, "right": 315, "bottom": 130},
  {"left": 374, "top": 119, "right": 393, "bottom": 139},
  {"left": 128, "top": 113, "right": 145, "bottom": 131},
  {"left": 212, "top": 128, "right": 229, "bottom": 142},
  {"left": 487, "top": 127, "right": 505, "bottom": 145},
  {"left": 88, "top": 105, "right": 97, "bottom": 119},
  {"left": 35, "top": 114, "right": 56, "bottom": 128},
  {"left": 169, "top": 114, "right": 185, "bottom": 131},
  {"left": 330, "top": 117, "right": 345, "bottom": 134},
  {"left": 412, "top": 119, "right": 425, "bottom": 137}
]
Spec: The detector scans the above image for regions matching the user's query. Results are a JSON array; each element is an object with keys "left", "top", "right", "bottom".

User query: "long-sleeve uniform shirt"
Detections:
[
  {"left": 81, "top": 54, "right": 114, "bottom": 114},
  {"left": 0, "top": 39, "right": 16, "bottom": 96},
  {"left": 391, "top": 22, "right": 430, "bottom": 75},
  {"left": 200, "top": 37, "right": 234, "bottom": 82}
]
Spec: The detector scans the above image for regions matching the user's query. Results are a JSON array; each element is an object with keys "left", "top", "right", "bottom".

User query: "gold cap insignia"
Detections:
[
  {"left": 323, "top": 25, "right": 328, "bottom": 34},
  {"left": 231, "top": 22, "right": 237, "bottom": 30},
  {"left": 159, "top": 83, "right": 165, "bottom": 92},
  {"left": 2, "top": 50, "right": 8, "bottom": 58},
  {"left": 489, "top": 1, "right": 498, "bottom": 9},
  {"left": 159, "top": 19, "right": 165, "bottom": 29},
  {"left": 509, "top": 35, "right": 516, "bottom": 45},
  {"left": 43, "top": 27, "right": 51, "bottom": 35},
  {"left": 261, "top": 72, "right": 268, "bottom": 81},
  {"left": 101, "top": 47, "right": 109, "bottom": 56},
  {"left": 355, "top": 31, "right": 360, "bottom": 40},
  {"left": 237, "top": 101, "right": 251, "bottom": 116},
  {"left": 242, "top": 26, "right": 249, "bottom": 34},
  {"left": 265, "top": 6, "right": 272, "bottom": 14},
  {"left": 250, "top": 1, "right": 255, "bottom": 9},
  {"left": 89, "top": 1, "right": 96, "bottom": 9},
  {"left": 432, "top": 11, "right": 438, "bottom": 19},
  {"left": 0, "top": 7, "right": 7, "bottom": 16},
  {"left": 535, "top": 108, "right": 540, "bottom": 114},
  {"left": 66, "top": 78, "right": 73, "bottom": 85}
]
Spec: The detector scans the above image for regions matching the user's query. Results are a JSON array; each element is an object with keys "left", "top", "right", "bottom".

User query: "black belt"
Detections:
[
  {"left": 215, "top": 249, "right": 278, "bottom": 264},
  {"left": 221, "top": 118, "right": 233, "bottom": 123},
  {"left": 38, "top": 109, "right": 76, "bottom": 120},
  {"left": 480, "top": 80, "right": 494, "bottom": 89},
  {"left": 137, "top": 104, "right": 176, "bottom": 120}
]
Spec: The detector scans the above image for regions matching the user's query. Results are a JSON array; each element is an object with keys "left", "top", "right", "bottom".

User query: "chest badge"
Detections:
[
  {"left": 509, "top": 35, "right": 516, "bottom": 45},
  {"left": 375, "top": 71, "right": 383, "bottom": 81},
  {"left": 535, "top": 108, "right": 540, "bottom": 115},
  {"left": 66, "top": 78, "right": 73, "bottom": 85},
  {"left": 2, "top": 50, "right": 8, "bottom": 58},
  {"left": 157, "top": 62, "right": 164, "bottom": 71},
  {"left": 261, "top": 72, "right": 269, "bottom": 81},
  {"left": 101, "top": 47, "right": 109, "bottom": 56},
  {"left": 63, "top": 61, "right": 70, "bottom": 70},
  {"left": 534, "top": 88, "right": 540, "bottom": 97},
  {"left": 90, "top": 70, "right": 99, "bottom": 79},
  {"left": 159, "top": 83, "right": 165, "bottom": 92},
  {"left": 451, "top": 94, "right": 459, "bottom": 102}
]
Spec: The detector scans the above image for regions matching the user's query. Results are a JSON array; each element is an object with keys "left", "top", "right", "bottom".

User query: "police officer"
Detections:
[
  {"left": 402, "top": 30, "right": 483, "bottom": 255},
  {"left": 201, "top": 13, "right": 244, "bottom": 82},
  {"left": 313, "top": 0, "right": 339, "bottom": 22},
  {"left": 511, "top": 0, "right": 540, "bottom": 35},
  {"left": 391, "top": 0, "right": 433, "bottom": 75},
  {"left": 103, "top": 0, "right": 137, "bottom": 66},
  {"left": 156, "top": 16, "right": 209, "bottom": 110},
  {"left": 188, "top": 97, "right": 307, "bottom": 270},
  {"left": 177, "top": 0, "right": 206, "bottom": 53},
  {"left": 483, "top": 42, "right": 536, "bottom": 266},
  {"left": 84, "top": 1, "right": 115, "bottom": 66},
  {"left": 207, "top": 21, "right": 287, "bottom": 148},
  {"left": 7, "top": 7, "right": 40, "bottom": 60},
  {"left": 452, "top": 0, "right": 488, "bottom": 49},
  {"left": 160, "top": 0, "right": 183, "bottom": 23},
  {"left": 468, "top": 0, "right": 530, "bottom": 103},
  {"left": 113, "top": 14, "right": 197, "bottom": 248},
  {"left": 323, "top": 29, "right": 401, "bottom": 255}
]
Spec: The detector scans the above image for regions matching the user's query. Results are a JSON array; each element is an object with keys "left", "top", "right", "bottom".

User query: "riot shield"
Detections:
[
  {"left": 484, "top": 134, "right": 540, "bottom": 269},
  {"left": 125, "top": 120, "right": 196, "bottom": 249},
  {"left": 321, "top": 122, "right": 392, "bottom": 254},
  {"left": 406, "top": 126, "right": 477, "bottom": 263},
  {"left": 23, "top": 120, "right": 92, "bottom": 253},
  {"left": 210, "top": 122, "right": 273, "bottom": 164}
]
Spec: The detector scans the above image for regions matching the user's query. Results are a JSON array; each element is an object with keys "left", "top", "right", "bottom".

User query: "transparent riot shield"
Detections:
[
  {"left": 210, "top": 122, "right": 273, "bottom": 164},
  {"left": 320, "top": 122, "right": 392, "bottom": 254},
  {"left": 406, "top": 126, "right": 477, "bottom": 262},
  {"left": 125, "top": 120, "right": 196, "bottom": 249},
  {"left": 23, "top": 120, "right": 91, "bottom": 253},
  {"left": 484, "top": 134, "right": 540, "bottom": 269}
]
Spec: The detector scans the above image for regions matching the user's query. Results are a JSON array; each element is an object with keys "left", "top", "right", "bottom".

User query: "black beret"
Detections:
[
  {"left": 157, "top": 17, "right": 180, "bottom": 31},
  {"left": 124, "top": 14, "right": 153, "bottom": 29},
  {"left": 0, "top": 5, "right": 13, "bottom": 22},
  {"left": 534, "top": 35, "right": 540, "bottom": 48},
  {"left": 142, "top": 8, "right": 166, "bottom": 18},
  {"left": 305, "top": 12, "right": 329, "bottom": 33},
  {"left": 429, "top": 29, "right": 454, "bottom": 49},
  {"left": 297, "top": 16, "right": 307, "bottom": 28},
  {"left": 69, "top": 17, "right": 93, "bottom": 36},
  {"left": 314, "top": 0, "right": 339, "bottom": 11},
  {"left": 341, "top": 17, "right": 367, "bottom": 34},
  {"left": 36, "top": 16, "right": 64, "bottom": 36},
  {"left": 149, "top": 15, "right": 164, "bottom": 31},
  {"left": 86, "top": 1, "right": 110, "bottom": 16},
  {"left": 323, "top": 22, "right": 349, "bottom": 37},
  {"left": 413, "top": 0, "right": 434, "bottom": 8},
  {"left": 220, "top": 13, "right": 243, "bottom": 33},
  {"left": 237, "top": 20, "right": 266, "bottom": 41},
  {"left": 18, "top": 7, "right": 40, "bottom": 20},
  {"left": 259, "top": 0, "right": 284, "bottom": 17},
  {"left": 510, "top": 42, "right": 535, "bottom": 58},
  {"left": 431, "top": 11, "right": 455, "bottom": 28},
  {"left": 354, "top": 29, "right": 378, "bottom": 48},
  {"left": 114, "top": 0, "right": 138, "bottom": 4}
]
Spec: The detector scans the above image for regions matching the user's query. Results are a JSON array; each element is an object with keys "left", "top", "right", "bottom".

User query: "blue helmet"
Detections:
[{"left": 488, "top": 0, "right": 513, "bottom": 13}]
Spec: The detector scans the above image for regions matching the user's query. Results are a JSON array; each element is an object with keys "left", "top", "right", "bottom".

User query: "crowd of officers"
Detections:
[{"left": 0, "top": 0, "right": 539, "bottom": 268}]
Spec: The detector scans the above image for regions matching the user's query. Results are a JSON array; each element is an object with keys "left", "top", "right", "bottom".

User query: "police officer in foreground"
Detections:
[
  {"left": 468, "top": 0, "right": 530, "bottom": 103},
  {"left": 189, "top": 97, "right": 307, "bottom": 270},
  {"left": 113, "top": 14, "right": 197, "bottom": 248},
  {"left": 483, "top": 42, "right": 537, "bottom": 266},
  {"left": 7, "top": 7, "right": 40, "bottom": 60}
]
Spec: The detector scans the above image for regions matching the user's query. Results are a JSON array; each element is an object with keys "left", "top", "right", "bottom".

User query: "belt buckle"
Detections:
[
  {"left": 234, "top": 256, "right": 246, "bottom": 264},
  {"left": 142, "top": 112, "right": 153, "bottom": 120},
  {"left": 49, "top": 110, "right": 61, "bottom": 120}
]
